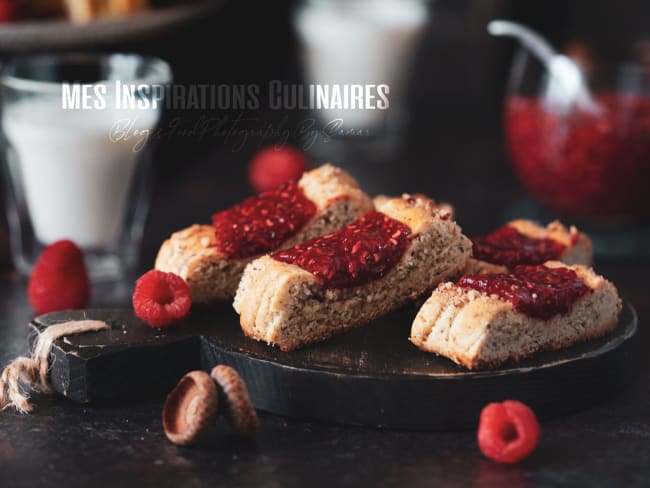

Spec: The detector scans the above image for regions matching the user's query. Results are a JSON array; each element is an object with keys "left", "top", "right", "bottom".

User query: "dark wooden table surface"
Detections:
[
  {"left": 1, "top": 2, "right": 650, "bottom": 485},
  {"left": 0, "top": 259, "right": 648, "bottom": 488},
  {"left": 0, "top": 132, "right": 649, "bottom": 487}
]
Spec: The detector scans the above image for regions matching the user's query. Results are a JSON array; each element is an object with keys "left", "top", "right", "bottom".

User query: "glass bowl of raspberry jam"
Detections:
[{"left": 504, "top": 49, "right": 650, "bottom": 220}]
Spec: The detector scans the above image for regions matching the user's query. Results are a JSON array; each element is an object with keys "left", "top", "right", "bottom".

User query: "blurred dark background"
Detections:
[{"left": 2, "top": 0, "right": 650, "bottom": 274}]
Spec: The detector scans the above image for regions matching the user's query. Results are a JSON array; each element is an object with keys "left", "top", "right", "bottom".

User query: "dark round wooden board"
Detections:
[
  {"left": 203, "top": 301, "right": 639, "bottom": 430},
  {"left": 31, "top": 300, "right": 638, "bottom": 431}
]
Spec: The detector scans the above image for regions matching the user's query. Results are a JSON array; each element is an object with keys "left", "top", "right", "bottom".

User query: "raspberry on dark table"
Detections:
[
  {"left": 28, "top": 239, "right": 90, "bottom": 315},
  {"left": 248, "top": 145, "right": 310, "bottom": 193},
  {"left": 478, "top": 400, "right": 541, "bottom": 464},
  {"left": 132, "top": 270, "right": 192, "bottom": 329}
]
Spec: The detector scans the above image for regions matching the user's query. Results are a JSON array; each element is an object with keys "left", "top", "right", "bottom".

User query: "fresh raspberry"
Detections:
[
  {"left": 28, "top": 240, "right": 90, "bottom": 315},
  {"left": 132, "top": 270, "right": 192, "bottom": 329},
  {"left": 0, "top": 1, "right": 17, "bottom": 23},
  {"left": 248, "top": 145, "right": 310, "bottom": 193},
  {"left": 478, "top": 400, "right": 541, "bottom": 464}
]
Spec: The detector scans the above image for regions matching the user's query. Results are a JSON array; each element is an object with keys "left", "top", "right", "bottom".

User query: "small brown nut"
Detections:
[
  {"left": 210, "top": 365, "right": 259, "bottom": 436},
  {"left": 162, "top": 371, "right": 218, "bottom": 446}
]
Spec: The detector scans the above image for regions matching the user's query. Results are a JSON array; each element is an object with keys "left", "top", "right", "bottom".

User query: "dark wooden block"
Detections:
[
  {"left": 31, "top": 309, "right": 203, "bottom": 403},
  {"left": 30, "top": 301, "right": 639, "bottom": 430}
]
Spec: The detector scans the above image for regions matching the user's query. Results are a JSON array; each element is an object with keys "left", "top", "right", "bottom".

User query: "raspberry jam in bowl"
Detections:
[{"left": 504, "top": 52, "right": 650, "bottom": 219}]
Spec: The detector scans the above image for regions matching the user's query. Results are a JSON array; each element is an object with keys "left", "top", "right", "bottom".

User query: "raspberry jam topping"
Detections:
[
  {"left": 272, "top": 211, "right": 412, "bottom": 289},
  {"left": 506, "top": 93, "right": 650, "bottom": 218},
  {"left": 472, "top": 225, "right": 566, "bottom": 268},
  {"left": 212, "top": 181, "right": 317, "bottom": 259},
  {"left": 457, "top": 265, "right": 591, "bottom": 320}
]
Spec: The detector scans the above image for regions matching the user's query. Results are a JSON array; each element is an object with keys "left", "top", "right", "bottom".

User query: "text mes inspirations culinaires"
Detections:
[{"left": 62, "top": 81, "right": 391, "bottom": 111}]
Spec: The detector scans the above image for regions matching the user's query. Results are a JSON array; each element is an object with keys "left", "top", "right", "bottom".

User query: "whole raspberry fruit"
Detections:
[
  {"left": 248, "top": 145, "right": 310, "bottom": 193},
  {"left": 132, "top": 270, "right": 192, "bottom": 329},
  {"left": 28, "top": 240, "right": 90, "bottom": 315},
  {"left": 0, "top": 1, "right": 17, "bottom": 23},
  {"left": 478, "top": 400, "right": 541, "bottom": 464}
]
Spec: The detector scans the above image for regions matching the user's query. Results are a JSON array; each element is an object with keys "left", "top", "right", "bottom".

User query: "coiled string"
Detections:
[{"left": 0, "top": 320, "right": 109, "bottom": 413}]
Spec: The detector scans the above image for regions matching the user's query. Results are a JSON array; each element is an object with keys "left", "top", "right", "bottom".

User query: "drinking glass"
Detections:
[
  {"left": 0, "top": 53, "right": 172, "bottom": 281},
  {"left": 293, "top": 0, "right": 429, "bottom": 164}
]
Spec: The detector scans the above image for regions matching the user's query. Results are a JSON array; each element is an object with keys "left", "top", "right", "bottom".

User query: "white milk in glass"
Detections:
[
  {"left": 295, "top": 0, "right": 428, "bottom": 130},
  {"left": 2, "top": 99, "right": 158, "bottom": 249}
]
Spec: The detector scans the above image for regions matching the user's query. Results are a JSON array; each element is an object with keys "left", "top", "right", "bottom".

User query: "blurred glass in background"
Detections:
[
  {"left": 0, "top": 53, "right": 171, "bottom": 280},
  {"left": 293, "top": 0, "right": 429, "bottom": 165}
]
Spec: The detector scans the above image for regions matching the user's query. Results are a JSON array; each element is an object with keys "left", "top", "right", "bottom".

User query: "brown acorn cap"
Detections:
[
  {"left": 210, "top": 365, "right": 259, "bottom": 436},
  {"left": 162, "top": 371, "right": 219, "bottom": 446}
]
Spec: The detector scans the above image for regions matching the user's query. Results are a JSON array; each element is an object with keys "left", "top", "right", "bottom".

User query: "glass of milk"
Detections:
[
  {"left": 293, "top": 0, "right": 429, "bottom": 162},
  {"left": 0, "top": 54, "right": 171, "bottom": 281}
]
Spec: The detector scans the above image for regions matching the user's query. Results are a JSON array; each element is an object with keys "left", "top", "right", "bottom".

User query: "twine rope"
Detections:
[{"left": 0, "top": 320, "right": 109, "bottom": 414}]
